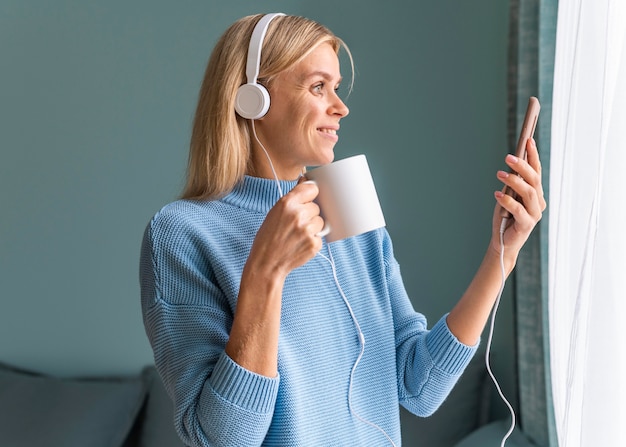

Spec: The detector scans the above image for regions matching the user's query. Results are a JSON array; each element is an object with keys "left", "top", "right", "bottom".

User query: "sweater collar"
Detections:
[{"left": 222, "top": 175, "right": 298, "bottom": 213}]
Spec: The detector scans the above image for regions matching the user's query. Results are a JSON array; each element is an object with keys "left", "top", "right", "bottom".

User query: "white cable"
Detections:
[
  {"left": 319, "top": 245, "right": 397, "bottom": 447},
  {"left": 484, "top": 216, "right": 516, "bottom": 447},
  {"left": 256, "top": 138, "right": 394, "bottom": 446},
  {"left": 251, "top": 120, "right": 283, "bottom": 197}
]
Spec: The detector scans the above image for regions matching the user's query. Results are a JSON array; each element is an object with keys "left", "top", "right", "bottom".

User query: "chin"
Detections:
[
  {"left": 310, "top": 157, "right": 334, "bottom": 168},
  {"left": 304, "top": 145, "right": 336, "bottom": 168},
  {"left": 319, "top": 147, "right": 336, "bottom": 165}
]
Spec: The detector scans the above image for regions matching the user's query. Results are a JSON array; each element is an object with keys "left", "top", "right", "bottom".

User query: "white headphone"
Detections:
[{"left": 235, "top": 13, "right": 285, "bottom": 120}]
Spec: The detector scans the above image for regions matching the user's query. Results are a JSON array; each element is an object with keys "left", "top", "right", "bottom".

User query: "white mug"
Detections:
[{"left": 305, "top": 154, "right": 386, "bottom": 243}]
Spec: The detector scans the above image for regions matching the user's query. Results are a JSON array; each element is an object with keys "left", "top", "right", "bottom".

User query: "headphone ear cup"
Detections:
[{"left": 235, "top": 83, "right": 271, "bottom": 120}]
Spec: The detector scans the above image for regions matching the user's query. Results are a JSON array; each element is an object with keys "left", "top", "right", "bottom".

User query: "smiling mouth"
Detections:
[{"left": 318, "top": 128, "right": 337, "bottom": 135}]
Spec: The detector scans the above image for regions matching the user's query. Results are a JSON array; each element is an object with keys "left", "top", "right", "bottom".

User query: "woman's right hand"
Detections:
[{"left": 247, "top": 180, "right": 325, "bottom": 279}]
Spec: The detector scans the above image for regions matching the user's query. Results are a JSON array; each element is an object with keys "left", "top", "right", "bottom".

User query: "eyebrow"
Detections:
[{"left": 300, "top": 70, "right": 343, "bottom": 84}]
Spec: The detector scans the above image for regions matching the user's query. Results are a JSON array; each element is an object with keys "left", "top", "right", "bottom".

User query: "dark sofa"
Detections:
[
  {"left": 0, "top": 362, "right": 183, "bottom": 447},
  {"left": 0, "top": 357, "right": 535, "bottom": 446}
]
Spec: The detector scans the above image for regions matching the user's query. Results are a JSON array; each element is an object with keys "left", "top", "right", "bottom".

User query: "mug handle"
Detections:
[{"left": 303, "top": 180, "right": 331, "bottom": 238}]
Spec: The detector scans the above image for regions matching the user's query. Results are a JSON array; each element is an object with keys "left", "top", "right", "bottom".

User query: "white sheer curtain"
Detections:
[{"left": 549, "top": 0, "right": 626, "bottom": 446}]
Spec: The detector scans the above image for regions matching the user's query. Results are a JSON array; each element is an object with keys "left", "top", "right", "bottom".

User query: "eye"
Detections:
[{"left": 312, "top": 82, "right": 324, "bottom": 94}]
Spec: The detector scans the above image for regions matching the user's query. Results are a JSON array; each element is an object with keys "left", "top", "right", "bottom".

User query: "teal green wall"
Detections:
[{"left": 1, "top": 0, "right": 513, "bottom": 422}]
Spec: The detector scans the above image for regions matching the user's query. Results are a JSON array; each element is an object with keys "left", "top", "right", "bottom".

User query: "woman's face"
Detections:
[{"left": 251, "top": 42, "right": 349, "bottom": 179}]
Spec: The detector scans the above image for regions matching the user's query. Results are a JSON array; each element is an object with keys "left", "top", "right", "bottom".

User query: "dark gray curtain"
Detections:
[{"left": 508, "top": 0, "right": 558, "bottom": 446}]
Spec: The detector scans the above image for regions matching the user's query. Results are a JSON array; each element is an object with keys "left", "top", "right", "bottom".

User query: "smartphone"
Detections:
[{"left": 500, "top": 96, "right": 541, "bottom": 218}]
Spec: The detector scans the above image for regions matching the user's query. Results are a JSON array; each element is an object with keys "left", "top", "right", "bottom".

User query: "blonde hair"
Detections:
[{"left": 181, "top": 14, "right": 353, "bottom": 200}]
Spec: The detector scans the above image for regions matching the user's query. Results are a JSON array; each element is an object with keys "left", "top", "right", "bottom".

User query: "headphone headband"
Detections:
[
  {"left": 245, "top": 13, "right": 285, "bottom": 84},
  {"left": 235, "top": 13, "right": 286, "bottom": 120}
]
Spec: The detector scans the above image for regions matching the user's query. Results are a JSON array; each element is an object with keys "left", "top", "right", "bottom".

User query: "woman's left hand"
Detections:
[{"left": 492, "top": 137, "right": 547, "bottom": 271}]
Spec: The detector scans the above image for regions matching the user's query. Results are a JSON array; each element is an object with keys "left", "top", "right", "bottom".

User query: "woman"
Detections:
[{"left": 140, "top": 13, "right": 546, "bottom": 447}]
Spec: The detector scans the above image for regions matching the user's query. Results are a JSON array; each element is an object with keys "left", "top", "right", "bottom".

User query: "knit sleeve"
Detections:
[
  {"left": 382, "top": 233, "right": 478, "bottom": 417},
  {"left": 139, "top": 207, "right": 279, "bottom": 447}
]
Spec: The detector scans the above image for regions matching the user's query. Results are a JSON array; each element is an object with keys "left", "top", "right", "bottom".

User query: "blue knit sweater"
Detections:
[{"left": 140, "top": 175, "right": 477, "bottom": 447}]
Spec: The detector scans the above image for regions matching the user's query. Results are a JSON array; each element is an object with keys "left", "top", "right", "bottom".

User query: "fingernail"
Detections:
[
  {"left": 497, "top": 170, "right": 509, "bottom": 179},
  {"left": 495, "top": 191, "right": 504, "bottom": 199},
  {"left": 506, "top": 154, "right": 518, "bottom": 163}
]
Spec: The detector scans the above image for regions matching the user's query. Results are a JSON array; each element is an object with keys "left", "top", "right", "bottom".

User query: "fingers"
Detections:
[
  {"left": 250, "top": 181, "right": 326, "bottom": 274},
  {"left": 525, "top": 137, "right": 542, "bottom": 176},
  {"left": 290, "top": 179, "right": 320, "bottom": 205},
  {"left": 285, "top": 182, "right": 325, "bottom": 235},
  {"left": 517, "top": 139, "right": 545, "bottom": 209},
  {"left": 496, "top": 138, "right": 546, "bottom": 224}
]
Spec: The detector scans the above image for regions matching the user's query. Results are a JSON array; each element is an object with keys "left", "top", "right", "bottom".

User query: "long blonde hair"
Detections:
[{"left": 182, "top": 14, "right": 353, "bottom": 200}]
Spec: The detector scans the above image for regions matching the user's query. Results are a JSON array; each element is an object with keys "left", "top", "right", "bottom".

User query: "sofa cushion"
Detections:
[
  {"left": 0, "top": 362, "right": 147, "bottom": 447},
  {"left": 454, "top": 419, "right": 538, "bottom": 447},
  {"left": 137, "top": 366, "right": 185, "bottom": 447},
  {"left": 401, "top": 355, "right": 491, "bottom": 446}
]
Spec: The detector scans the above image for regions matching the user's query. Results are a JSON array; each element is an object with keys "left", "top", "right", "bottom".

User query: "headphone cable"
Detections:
[{"left": 484, "top": 216, "right": 516, "bottom": 446}]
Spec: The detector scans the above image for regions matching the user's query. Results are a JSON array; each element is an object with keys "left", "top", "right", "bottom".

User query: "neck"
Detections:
[
  {"left": 248, "top": 121, "right": 303, "bottom": 180},
  {"left": 247, "top": 152, "right": 305, "bottom": 181}
]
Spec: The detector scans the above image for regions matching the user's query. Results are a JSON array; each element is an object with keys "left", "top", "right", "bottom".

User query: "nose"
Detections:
[{"left": 330, "top": 91, "right": 349, "bottom": 118}]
